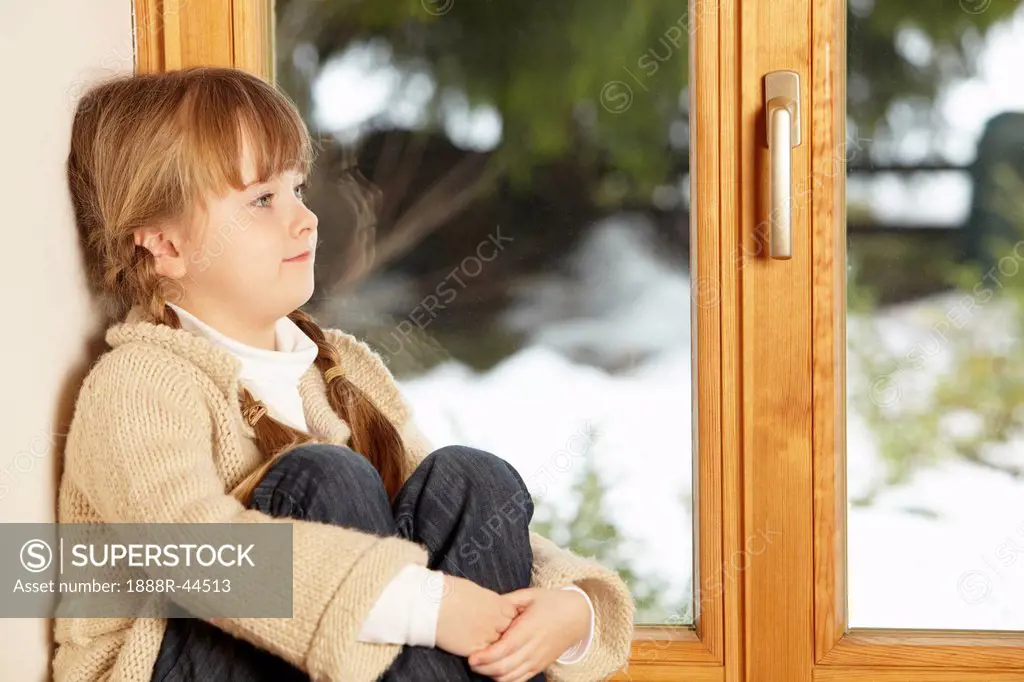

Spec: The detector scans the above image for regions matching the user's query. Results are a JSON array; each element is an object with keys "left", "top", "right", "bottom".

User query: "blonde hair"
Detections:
[{"left": 67, "top": 66, "right": 406, "bottom": 505}]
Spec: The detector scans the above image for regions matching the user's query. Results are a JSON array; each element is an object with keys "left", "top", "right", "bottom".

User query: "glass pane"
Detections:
[
  {"left": 274, "top": 1, "right": 697, "bottom": 626},
  {"left": 847, "top": 0, "right": 1024, "bottom": 629}
]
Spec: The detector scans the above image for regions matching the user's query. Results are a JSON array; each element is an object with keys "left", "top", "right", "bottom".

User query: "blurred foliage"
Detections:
[
  {"left": 965, "top": 112, "right": 1024, "bottom": 265},
  {"left": 276, "top": 0, "right": 1022, "bottom": 203},
  {"left": 847, "top": 0, "right": 1020, "bottom": 148},
  {"left": 847, "top": 232, "right": 960, "bottom": 305},
  {"left": 277, "top": 0, "right": 691, "bottom": 201},
  {"left": 849, "top": 165, "right": 1024, "bottom": 504}
]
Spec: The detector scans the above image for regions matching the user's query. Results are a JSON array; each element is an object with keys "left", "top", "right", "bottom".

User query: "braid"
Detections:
[{"left": 289, "top": 309, "right": 407, "bottom": 502}]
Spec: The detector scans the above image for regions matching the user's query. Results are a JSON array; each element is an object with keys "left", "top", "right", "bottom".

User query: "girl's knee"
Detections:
[
  {"left": 427, "top": 446, "right": 531, "bottom": 504},
  {"left": 429, "top": 445, "right": 511, "bottom": 475},
  {"left": 252, "top": 444, "right": 391, "bottom": 526},
  {"left": 279, "top": 444, "right": 380, "bottom": 485}
]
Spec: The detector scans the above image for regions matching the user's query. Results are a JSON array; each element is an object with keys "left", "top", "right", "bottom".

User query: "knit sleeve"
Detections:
[
  {"left": 64, "top": 346, "right": 430, "bottom": 682},
  {"left": 528, "top": 531, "right": 636, "bottom": 682}
]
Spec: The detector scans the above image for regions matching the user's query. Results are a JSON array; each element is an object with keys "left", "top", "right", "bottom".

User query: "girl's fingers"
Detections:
[
  {"left": 473, "top": 637, "right": 532, "bottom": 678},
  {"left": 471, "top": 618, "right": 527, "bottom": 666},
  {"left": 469, "top": 638, "right": 506, "bottom": 667},
  {"left": 473, "top": 648, "right": 525, "bottom": 678},
  {"left": 497, "top": 660, "right": 538, "bottom": 682},
  {"left": 485, "top": 647, "right": 533, "bottom": 682}
]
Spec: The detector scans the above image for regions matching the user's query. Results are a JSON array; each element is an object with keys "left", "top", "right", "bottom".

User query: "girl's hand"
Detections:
[
  {"left": 435, "top": 574, "right": 520, "bottom": 657},
  {"left": 467, "top": 587, "right": 591, "bottom": 682}
]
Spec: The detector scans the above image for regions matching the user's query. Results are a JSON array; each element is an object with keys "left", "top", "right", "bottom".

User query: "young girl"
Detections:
[{"left": 54, "top": 67, "right": 634, "bottom": 682}]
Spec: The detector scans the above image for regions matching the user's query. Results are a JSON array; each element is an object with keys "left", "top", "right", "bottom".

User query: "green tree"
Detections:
[
  {"left": 276, "top": 0, "right": 1021, "bottom": 196},
  {"left": 276, "top": 0, "right": 1024, "bottom": 301}
]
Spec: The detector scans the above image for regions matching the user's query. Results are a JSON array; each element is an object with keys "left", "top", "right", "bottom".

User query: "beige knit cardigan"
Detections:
[{"left": 53, "top": 307, "right": 635, "bottom": 682}]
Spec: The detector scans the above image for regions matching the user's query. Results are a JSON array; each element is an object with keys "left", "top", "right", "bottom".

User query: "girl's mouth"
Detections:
[{"left": 284, "top": 250, "right": 311, "bottom": 263}]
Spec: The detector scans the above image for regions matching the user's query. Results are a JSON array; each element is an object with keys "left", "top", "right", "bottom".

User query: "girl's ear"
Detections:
[{"left": 133, "top": 226, "right": 187, "bottom": 279}]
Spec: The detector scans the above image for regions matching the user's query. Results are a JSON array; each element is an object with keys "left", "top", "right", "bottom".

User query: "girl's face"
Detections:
[{"left": 141, "top": 135, "right": 319, "bottom": 334}]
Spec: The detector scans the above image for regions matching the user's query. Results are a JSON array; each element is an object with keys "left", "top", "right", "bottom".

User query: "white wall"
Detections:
[{"left": 0, "top": 1, "right": 133, "bottom": 679}]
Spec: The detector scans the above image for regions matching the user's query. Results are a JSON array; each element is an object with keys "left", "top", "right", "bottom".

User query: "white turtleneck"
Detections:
[
  {"left": 166, "top": 303, "right": 594, "bottom": 663},
  {"left": 168, "top": 303, "right": 319, "bottom": 430}
]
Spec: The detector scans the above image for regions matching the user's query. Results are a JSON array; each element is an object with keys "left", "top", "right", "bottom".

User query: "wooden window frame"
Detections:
[
  {"left": 134, "top": 0, "right": 273, "bottom": 78},
  {"left": 809, "top": 1, "right": 1024, "bottom": 679},
  {"left": 738, "top": 0, "right": 1024, "bottom": 679}
]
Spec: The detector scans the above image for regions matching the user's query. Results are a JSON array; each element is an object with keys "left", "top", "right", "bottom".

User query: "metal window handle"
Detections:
[{"left": 764, "top": 71, "right": 801, "bottom": 260}]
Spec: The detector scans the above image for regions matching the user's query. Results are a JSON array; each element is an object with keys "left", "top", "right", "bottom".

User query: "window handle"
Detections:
[{"left": 765, "top": 71, "right": 801, "bottom": 260}]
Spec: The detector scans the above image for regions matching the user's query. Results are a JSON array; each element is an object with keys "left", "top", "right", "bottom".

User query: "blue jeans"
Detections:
[{"left": 150, "top": 444, "right": 546, "bottom": 682}]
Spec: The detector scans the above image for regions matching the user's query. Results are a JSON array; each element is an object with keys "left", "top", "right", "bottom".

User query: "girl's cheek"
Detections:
[
  {"left": 214, "top": 209, "right": 254, "bottom": 249},
  {"left": 233, "top": 204, "right": 259, "bottom": 236}
]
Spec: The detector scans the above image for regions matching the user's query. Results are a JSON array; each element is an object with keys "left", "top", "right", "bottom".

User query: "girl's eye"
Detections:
[
  {"left": 250, "top": 182, "right": 307, "bottom": 209},
  {"left": 252, "top": 192, "right": 273, "bottom": 209}
]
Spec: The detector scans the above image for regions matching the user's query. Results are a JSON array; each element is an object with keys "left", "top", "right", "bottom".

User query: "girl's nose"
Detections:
[{"left": 292, "top": 202, "right": 318, "bottom": 238}]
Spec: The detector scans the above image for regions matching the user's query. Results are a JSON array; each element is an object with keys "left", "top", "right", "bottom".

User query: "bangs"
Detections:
[{"left": 176, "top": 71, "right": 313, "bottom": 204}]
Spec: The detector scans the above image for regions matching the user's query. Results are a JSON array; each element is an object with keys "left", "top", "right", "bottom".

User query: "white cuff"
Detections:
[
  {"left": 357, "top": 564, "right": 444, "bottom": 647},
  {"left": 556, "top": 584, "right": 595, "bottom": 664}
]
